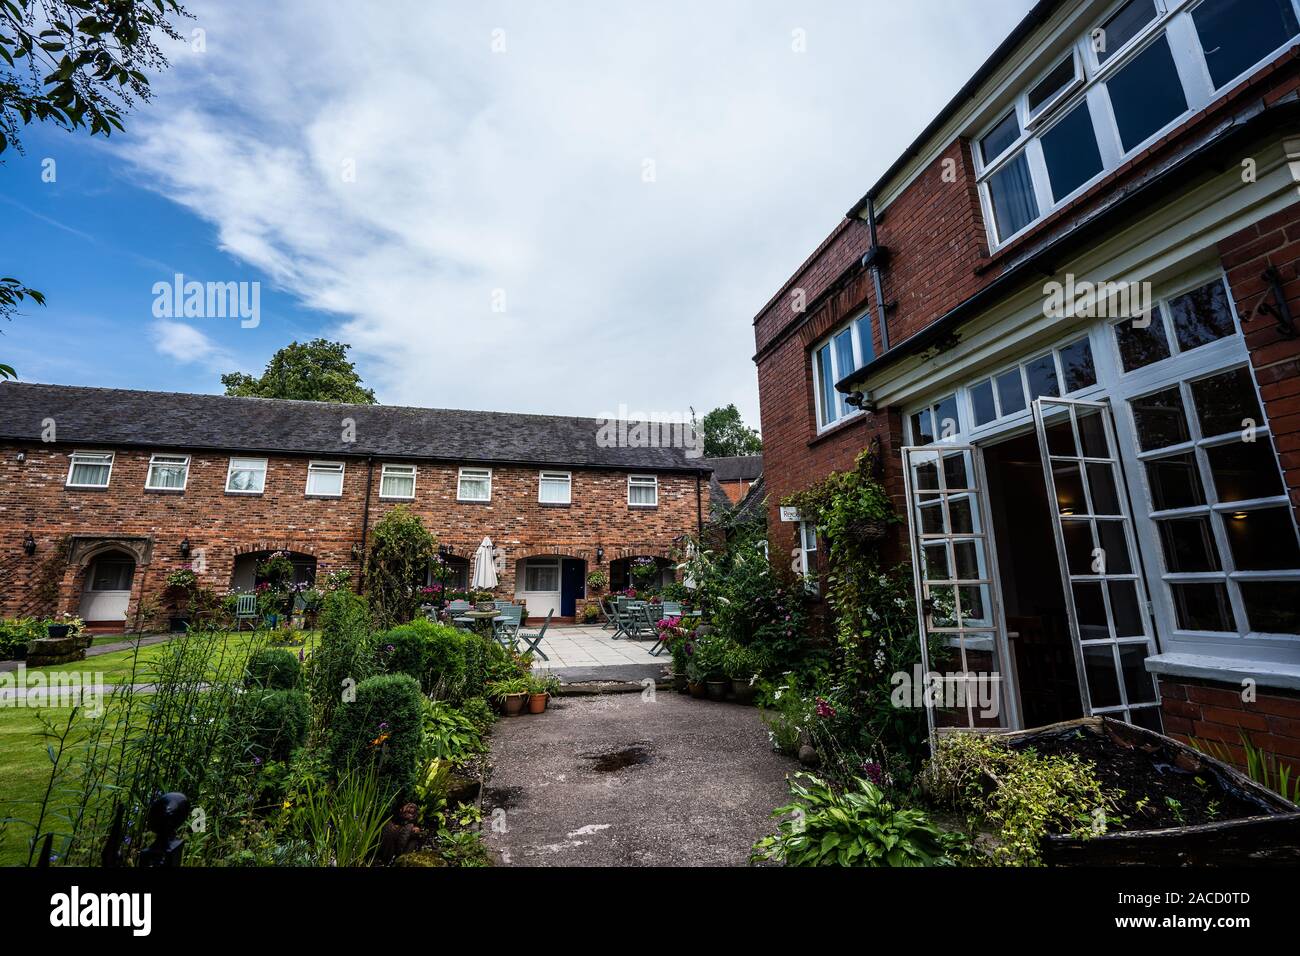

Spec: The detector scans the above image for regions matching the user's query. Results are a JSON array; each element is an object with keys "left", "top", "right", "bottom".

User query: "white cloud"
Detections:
[
  {"left": 151, "top": 320, "right": 236, "bottom": 371},
  {"left": 120, "top": 0, "right": 1035, "bottom": 423}
]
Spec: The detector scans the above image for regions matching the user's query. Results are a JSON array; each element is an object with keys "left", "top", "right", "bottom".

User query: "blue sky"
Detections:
[{"left": 1, "top": 0, "right": 1034, "bottom": 424}]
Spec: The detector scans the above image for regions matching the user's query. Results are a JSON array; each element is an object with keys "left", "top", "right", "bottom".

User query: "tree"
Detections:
[
  {"left": 365, "top": 506, "right": 436, "bottom": 628},
  {"left": 700, "top": 404, "right": 762, "bottom": 458},
  {"left": 222, "top": 339, "right": 377, "bottom": 405},
  {"left": 1, "top": 0, "right": 188, "bottom": 376}
]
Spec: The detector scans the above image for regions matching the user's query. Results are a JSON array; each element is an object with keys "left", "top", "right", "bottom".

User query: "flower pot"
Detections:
[
  {"left": 45, "top": 624, "right": 71, "bottom": 639},
  {"left": 672, "top": 674, "right": 688, "bottom": 693},
  {"left": 687, "top": 681, "right": 707, "bottom": 699},
  {"left": 502, "top": 693, "right": 527, "bottom": 717},
  {"left": 731, "top": 679, "right": 756, "bottom": 705},
  {"left": 168, "top": 616, "right": 190, "bottom": 634},
  {"left": 705, "top": 680, "right": 729, "bottom": 701},
  {"left": 528, "top": 693, "right": 548, "bottom": 714}
]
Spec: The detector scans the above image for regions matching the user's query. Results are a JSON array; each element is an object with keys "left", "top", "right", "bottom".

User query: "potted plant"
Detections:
[
  {"left": 723, "top": 643, "right": 758, "bottom": 705},
  {"left": 488, "top": 676, "right": 530, "bottom": 717},
  {"left": 527, "top": 673, "right": 560, "bottom": 714},
  {"left": 684, "top": 658, "right": 707, "bottom": 699}
]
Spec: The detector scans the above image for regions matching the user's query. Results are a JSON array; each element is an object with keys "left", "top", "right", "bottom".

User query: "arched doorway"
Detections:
[
  {"left": 514, "top": 555, "right": 586, "bottom": 619},
  {"left": 610, "top": 555, "right": 674, "bottom": 593},
  {"left": 231, "top": 551, "right": 318, "bottom": 610},
  {"left": 79, "top": 550, "right": 136, "bottom": 624}
]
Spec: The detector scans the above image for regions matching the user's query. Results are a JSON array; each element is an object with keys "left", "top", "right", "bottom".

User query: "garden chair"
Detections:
[
  {"left": 660, "top": 601, "right": 683, "bottom": 620},
  {"left": 517, "top": 609, "right": 554, "bottom": 661},
  {"left": 234, "top": 594, "right": 258, "bottom": 631},
  {"left": 599, "top": 596, "right": 618, "bottom": 631},
  {"left": 493, "top": 600, "right": 515, "bottom": 611},
  {"left": 446, "top": 599, "right": 472, "bottom": 630},
  {"left": 494, "top": 604, "right": 523, "bottom": 651},
  {"left": 625, "top": 603, "right": 656, "bottom": 642},
  {"left": 610, "top": 597, "right": 632, "bottom": 640}
]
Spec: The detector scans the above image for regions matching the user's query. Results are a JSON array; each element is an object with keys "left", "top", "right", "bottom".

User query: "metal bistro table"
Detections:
[{"left": 457, "top": 608, "right": 504, "bottom": 644}]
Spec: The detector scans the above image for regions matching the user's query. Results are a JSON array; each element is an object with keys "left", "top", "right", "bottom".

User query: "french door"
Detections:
[
  {"left": 902, "top": 445, "right": 1018, "bottom": 737},
  {"left": 1031, "top": 397, "right": 1163, "bottom": 728}
]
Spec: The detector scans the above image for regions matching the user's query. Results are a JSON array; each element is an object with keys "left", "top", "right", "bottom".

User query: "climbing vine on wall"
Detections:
[{"left": 31, "top": 536, "right": 71, "bottom": 614}]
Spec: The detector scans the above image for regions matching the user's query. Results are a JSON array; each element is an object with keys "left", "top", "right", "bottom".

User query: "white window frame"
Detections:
[
  {"left": 959, "top": 336, "right": 1103, "bottom": 436},
  {"left": 305, "top": 460, "right": 346, "bottom": 498},
  {"left": 225, "top": 457, "right": 268, "bottom": 495},
  {"left": 457, "top": 467, "right": 492, "bottom": 503},
  {"left": 524, "top": 556, "right": 561, "bottom": 593},
  {"left": 798, "top": 520, "right": 821, "bottom": 596},
  {"left": 144, "top": 453, "right": 190, "bottom": 491},
  {"left": 65, "top": 451, "right": 114, "bottom": 489},
  {"left": 379, "top": 463, "right": 417, "bottom": 501},
  {"left": 972, "top": 0, "right": 1300, "bottom": 251},
  {"left": 538, "top": 470, "right": 572, "bottom": 505},
  {"left": 628, "top": 474, "right": 658, "bottom": 507},
  {"left": 901, "top": 266, "right": 1300, "bottom": 666},
  {"left": 811, "top": 312, "right": 876, "bottom": 433}
]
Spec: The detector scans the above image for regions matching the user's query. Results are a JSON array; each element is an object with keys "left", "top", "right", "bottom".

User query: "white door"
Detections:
[
  {"left": 79, "top": 554, "right": 135, "bottom": 621},
  {"left": 516, "top": 558, "right": 561, "bottom": 617}
]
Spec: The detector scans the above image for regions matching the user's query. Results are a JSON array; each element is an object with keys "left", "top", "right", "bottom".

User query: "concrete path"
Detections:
[
  {"left": 530, "top": 625, "right": 665, "bottom": 669},
  {"left": 482, "top": 692, "right": 795, "bottom": 867}
]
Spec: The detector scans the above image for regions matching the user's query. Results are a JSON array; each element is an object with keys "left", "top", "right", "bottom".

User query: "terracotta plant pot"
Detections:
[
  {"left": 528, "top": 693, "right": 548, "bottom": 714},
  {"left": 688, "top": 681, "right": 707, "bottom": 699},
  {"left": 502, "top": 693, "right": 527, "bottom": 717},
  {"left": 705, "top": 680, "right": 729, "bottom": 701},
  {"left": 731, "top": 679, "right": 756, "bottom": 705}
]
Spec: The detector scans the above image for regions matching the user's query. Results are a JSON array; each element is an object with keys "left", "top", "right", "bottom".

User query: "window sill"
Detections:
[
  {"left": 144, "top": 487, "right": 186, "bottom": 495},
  {"left": 1145, "top": 652, "right": 1300, "bottom": 693},
  {"left": 380, "top": 496, "right": 416, "bottom": 502},
  {"left": 539, "top": 502, "right": 572, "bottom": 508},
  {"left": 65, "top": 485, "right": 109, "bottom": 491},
  {"left": 628, "top": 504, "right": 659, "bottom": 511},
  {"left": 225, "top": 491, "right": 265, "bottom": 497},
  {"left": 457, "top": 499, "right": 492, "bottom": 505},
  {"left": 305, "top": 494, "right": 344, "bottom": 501}
]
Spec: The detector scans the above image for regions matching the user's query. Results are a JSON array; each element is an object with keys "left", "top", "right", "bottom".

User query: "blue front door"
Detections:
[{"left": 560, "top": 559, "right": 585, "bottom": 617}]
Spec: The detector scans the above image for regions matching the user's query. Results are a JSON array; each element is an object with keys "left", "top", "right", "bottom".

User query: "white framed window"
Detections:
[
  {"left": 145, "top": 453, "right": 190, "bottom": 491},
  {"left": 524, "top": 557, "right": 560, "bottom": 592},
  {"left": 66, "top": 451, "right": 114, "bottom": 488},
  {"left": 306, "top": 460, "right": 346, "bottom": 497},
  {"left": 812, "top": 312, "right": 877, "bottom": 431},
  {"left": 380, "top": 463, "right": 416, "bottom": 500},
  {"left": 628, "top": 474, "right": 658, "bottom": 507},
  {"left": 798, "top": 521, "right": 821, "bottom": 595},
  {"left": 457, "top": 467, "right": 492, "bottom": 502},
  {"left": 538, "top": 471, "right": 571, "bottom": 504},
  {"left": 225, "top": 457, "right": 268, "bottom": 494},
  {"left": 964, "top": 337, "right": 1100, "bottom": 432},
  {"left": 972, "top": 0, "right": 1300, "bottom": 249}
]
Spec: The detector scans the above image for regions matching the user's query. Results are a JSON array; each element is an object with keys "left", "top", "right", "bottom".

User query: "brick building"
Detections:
[
  {"left": 703, "top": 455, "right": 763, "bottom": 504},
  {"left": 755, "top": 0, "right": 1300, "bottom": 760},
  {"left": 0, "top": 384, "right": 710, "bottom": 631}
]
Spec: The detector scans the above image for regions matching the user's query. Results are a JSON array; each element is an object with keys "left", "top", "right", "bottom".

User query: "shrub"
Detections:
[
  {"left": 458, "top": 696, "right": 496, "bottom": 735},
  {"left": 752, "top": 773, "right": 967, "bottom": 867},
  {"left": 244, "top": 648, "right": 302, "bottom": 690},
  {"left": 308, "top": 590, "right": 376, "bottom": 729},
  {"left": 0, "top": 618, "right": 44, "bottom": 659},
  {"left": 235, "top": 689, "right": 310, "bottom": 762},
  {"left": 419, "top": 699, "right": 486, "bottom": 763},
  {"left": 377, "top": 619, "right": 471, "bottom": 699},
  {"left": 365, "top": 507, "right": 437, "bottom": 627},
  {"left": 329, "top": 673, "right": 424, "bottom": 799}
]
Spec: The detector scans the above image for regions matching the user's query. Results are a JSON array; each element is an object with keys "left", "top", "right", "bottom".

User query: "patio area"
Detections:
[{"left": 525, "top": 624, "right": 667, "bottom": 669}]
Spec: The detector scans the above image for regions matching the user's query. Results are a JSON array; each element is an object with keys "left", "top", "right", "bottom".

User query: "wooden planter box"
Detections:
[{"left": 997, "top": 717, "right": 1300, "bottom": 866}]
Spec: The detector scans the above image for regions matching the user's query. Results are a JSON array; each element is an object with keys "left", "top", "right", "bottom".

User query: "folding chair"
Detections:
[
  {"left": 445, "top": 599, "right": 472, "bottom": 630},
  {"left": 494, "top": 604, "right": 523, "bottom": 651},
  {"left": 660, "top": 601, "right": 683, "bottom": 620},
  {"left": 234, "top": 593, "right": 258, "bottom": 632},
  {"left": 610, "top": 597, "right": 631, "bottom": 640},
  {"left": 599, "top": 597, "right": 618, "bottom": 631},
  {"left": 624, "top": 603, "right": 655, "bottom": 642},
  {"left": 517, "top": 610, "right": 553, "bottom": 661}
]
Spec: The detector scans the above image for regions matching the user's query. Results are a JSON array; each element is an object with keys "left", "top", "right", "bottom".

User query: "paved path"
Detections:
[
  {"left": 0, "top": 633, "right": 173, "bottom": 674},
  {"left": 531, "top": 625, "right": 665, "bottom": 669},
  {"left": 482, "top": 692, "right": 795, "bottom": 867}
]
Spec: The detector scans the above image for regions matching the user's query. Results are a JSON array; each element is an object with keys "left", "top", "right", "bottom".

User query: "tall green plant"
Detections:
[
  {"left": 365, "top": 507, "right": 437, "bottom": 627},
  {"left": 307, "top": 590, "right": 375, "bottom": 732}
]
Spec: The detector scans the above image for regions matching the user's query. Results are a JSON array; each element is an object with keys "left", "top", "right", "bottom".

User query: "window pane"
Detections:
[
  {"left": 1107, "top": 35, "right": 1188, "bottom": 152},
  {"left": 1109, "top": 580, "right": 1145, "bottom": 637},
  {"left": 70, "top": 461, "right": 112, "bottom": 486},
  {"left": 1146, "top": 453, "right": 1206, "bottom": 510},
  {"left": 1087, "top": 462, "right": 1121, "bottom": 514},
  {"left": 540, "top": 476, "right": 570, "bottom": 504},
  {"left": 93, "top": 561, "right": 133, "bottom": 591},
  {"left": 1084, "top": 645, "right": 1122, "bottom": 707},
  {"left": 307, "top": 466, "right": 344, "bottom": 496},
  {"left": 1224, "top": 507, "right": 1300, "bottom": 570},
  {"left": 1098, "top": 520, "right": 1133, "bottom": 574},
  {"left": 933, "top": 395, "right": 960, "bottom": 442},
  {"left": 833, "top": 328, "right": 855, "bottom": 418},
  {"left": 1059, "top": 338, "right": 1097, "bottom": 392},
  {"left": 1073, "top": 581, "right": 1110, "bottom": 640},
  {"left": 228, "top": 461, "right": 266, "bottom": 493},
  {"left": 996, "top": 369, "right": 1026, "bottom": 415},
  {"left": 817, "top": 345, "right": 835, "bottom": 426},
  {"left": 988, "top": 151, "right": 1040, "bottom": 240},
  {"left": 1239, "top": 582, "right": 1300, "bottom": 634},
  {"left": 459, "top": 474, "right": 490, "bottom": 500},
  {"left": 1096, "top": 0, "right": 1158, "bottom": 63},
  {"left": 855, "top": 314, "right": 876, "bottom": 365},
  {"left": 981, "top": 111, "right": 1021, "bottom": 164},
  {"left": 1130, "top": 387, "right": 1190, "bottom": 451},
  {"left": 1041, "top": 101, "right": 1104, "bottom": 202},
  {"left": 1190, "top": 366, "right": 1261, "bottom": 439},
  {"left": 1025, "top": 354, "right": 1060, "bottom": 400},
  {"left": 971, "top": 379, "right": 997, "bottom": 426},
  {"left": 1206, "top": 438, "right": 1284, "bottom": 502},
  {"left": 1119, "top": 643, "right": 1158, "bottom": 704},
  {"left": 1028, "top": 56, "right": 1077, "bottom": 114},
  {"left": 1168, "top": 280, "right": 1236, "bottom": 352},
  {"left": 149, "top": 459, "right": 187, "bottom": 489},
  {"left": 1158, "top": 516, "right": 1222, "bottom": 572},
  {"left": 1054, "top": 461, "right": 1087, "bottom": 517},
  {"left": 1193, "top": 0, "right": 1300, "bottom": 89},
  {"left": 630, "top": 480, "right": 657, "bottom": 505},
  {"left": 1114, "top": 315, "right": 1171, "bottom": 371},
  {"left": 382, "top": 474, "right": 414, "bottom": 498},
  {"left": 1171, "top": 582, "right": 1235, "bottom": 631},
  {"left": 910, "top": 409, "right": 934, "bottom": 445}
]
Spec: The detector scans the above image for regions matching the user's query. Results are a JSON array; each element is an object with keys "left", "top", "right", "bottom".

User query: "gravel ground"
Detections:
[{"left": 482, "top": 691, "right": 796, "bottom": 867}]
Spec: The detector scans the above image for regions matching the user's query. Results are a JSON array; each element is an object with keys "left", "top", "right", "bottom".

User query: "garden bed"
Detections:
[{"left": 1001, "top": 718, "right": 1300, "bottom": 866}]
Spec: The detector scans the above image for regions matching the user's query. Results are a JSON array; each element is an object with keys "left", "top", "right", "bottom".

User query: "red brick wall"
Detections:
[
  {"left": 1159, "top": 676, "right": 1300, "bottom": 772},
  {"left": 0, "top": 444, "right": 705, "bottom": 627},
  {"left": 1219, "top": 203, "right": 1300, "bottom": 524}
]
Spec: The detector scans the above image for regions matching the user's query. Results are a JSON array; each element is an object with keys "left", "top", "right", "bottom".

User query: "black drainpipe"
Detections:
[
  {"left": 358, "top": 456, "right": 375, "bottom": 590},
  {"left": 865, "top": 194, "right": 891, "bottom": 353}
]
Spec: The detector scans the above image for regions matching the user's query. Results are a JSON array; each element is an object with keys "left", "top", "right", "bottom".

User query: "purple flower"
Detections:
[
  {"left": 814, "top": 698, "right": 836, "bottom": 719},
  {"left": 861, "top": 761, "right": 884, "bottom": 785},
  {"left": 253, "top": 756, "right": 263, "bottom": 766}
]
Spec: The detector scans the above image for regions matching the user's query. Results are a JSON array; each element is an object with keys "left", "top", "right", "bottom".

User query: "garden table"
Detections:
[{"left": 458, "top": 609, "right": 503, "bottom": 640}]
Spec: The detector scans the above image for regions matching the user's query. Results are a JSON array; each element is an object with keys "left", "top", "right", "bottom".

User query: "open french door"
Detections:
[
  {"left": 1031, "top": 397, "right": 1163, "bottom": 729},
  {"left": 902, "top": 445, "right": 1018, "bottom": 739}
]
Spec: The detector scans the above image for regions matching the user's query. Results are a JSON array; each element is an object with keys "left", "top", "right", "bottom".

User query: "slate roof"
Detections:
[
  {"left": 703, "top": 455, "right": 763, "bottom": 482},
  {"left": 0, "top": 383, "right": 712, "bottom": 473}
]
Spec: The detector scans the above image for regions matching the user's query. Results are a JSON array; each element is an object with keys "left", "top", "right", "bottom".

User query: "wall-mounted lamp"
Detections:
[
  {"left": 23, "top": 532, "right": 36, "bottom": 556},
  {"left": 596, "top": 546, "right": 605, "bottom": 564},
  {"left": 179, "top": 538, "right": 192, "bottom": 559},
  {"left": 1259, "top": 267, "right": 1296, "bottom": 340}
]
